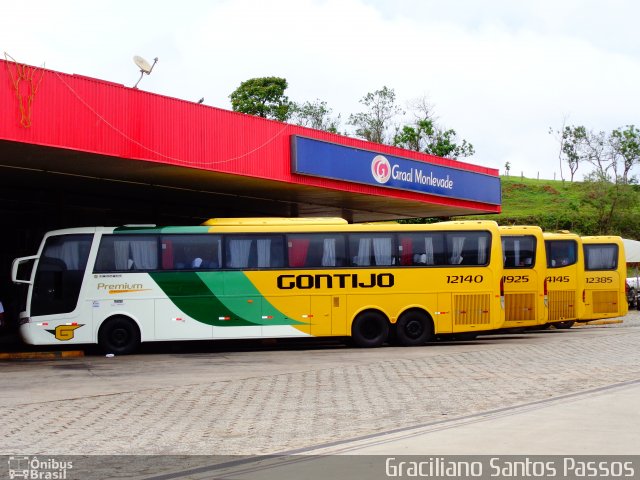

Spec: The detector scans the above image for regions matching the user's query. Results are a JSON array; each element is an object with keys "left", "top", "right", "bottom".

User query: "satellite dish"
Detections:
[
  {"left": 133, "top": 55, "right": 152, "bottom": 74},
  {"left": 132, "top": 55, "right": 158, "bottom": 88}
]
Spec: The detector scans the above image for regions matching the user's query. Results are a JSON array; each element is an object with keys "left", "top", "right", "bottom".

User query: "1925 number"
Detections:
[{"left": 503, "top": 275, "right": 529, "bottom": 283}]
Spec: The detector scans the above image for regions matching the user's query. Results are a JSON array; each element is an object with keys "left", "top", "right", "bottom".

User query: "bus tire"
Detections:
[
  {"left": 98, "top": 316, "right": 141, "bottom": 355},
  {"left": 555, "top": 321, "right": 574, "bottom": 329},
  {"left": 351, "top": 311, "right": 389, "bottom": 348},
  {"left": 395, "top": 310, "right": 432, "bottom": 346}
]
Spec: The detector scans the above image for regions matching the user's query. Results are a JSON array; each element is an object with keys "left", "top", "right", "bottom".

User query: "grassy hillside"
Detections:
[{"left": 458, "top": 176, "right": 640, "bottom": 238}]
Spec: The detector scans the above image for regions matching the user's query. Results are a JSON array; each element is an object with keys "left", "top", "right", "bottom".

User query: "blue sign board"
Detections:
[{"left": 291, "top": 136, "right": 501, "bottom": 205}]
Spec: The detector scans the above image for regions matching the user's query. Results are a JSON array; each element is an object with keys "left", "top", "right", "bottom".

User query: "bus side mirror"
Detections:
[{"left": 11, "top": 255, "right": 38, "bottom": 285}]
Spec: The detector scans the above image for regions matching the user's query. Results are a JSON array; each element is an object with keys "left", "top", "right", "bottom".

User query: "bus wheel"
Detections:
[
  {"left": 351, "top": 311, "right": 389, "bottom": 348},
  {"left": 395, "top": 311, "right": 432, "bottom": 346},
  {"left": 98, "top": 316, "right": 140, "bottom": 355},
  {"left": 555, "top": 321, "right": 575, "bottom": 329}
]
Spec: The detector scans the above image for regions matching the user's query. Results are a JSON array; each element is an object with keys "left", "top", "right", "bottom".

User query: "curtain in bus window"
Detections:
[
  {"left": 229, "top": 239, "right": 252, "bottom": 268},
  {"left": 501, "top": 239, "right": 507, "bottom": 266},
  {"left": 514, "top": 240, "right": 521, "bottom": 267},
  {"left": 48, "top": 241, "right": 81, "bottom": 270},
  {"left": 289, "top": 238, "right": 310, "bottom": 267},
  {"left": 373, "top": 238, "right": 393, "bottom": 265},
  {"left": 425, "top": 237, "right": 434, "bottom": 265},
  {"left": 450, "top": 236, "right": 465, "bottom": 265},
  {"left": 587, "top": 246, "right": 616, "bottom": 270},
  {"left": 478, "top": 236, "right": 488, "bottom": 265},
  {"left": 162, "top": 240, "right": 174, "bottom": 269},
  {"left": 355, "top": 238, "right": 372, "bottom": 266},
  {"left": 257, "top": 239, "right": 271, "bottom": 268},
  {"left": 399, "top": 237, "right": 412, "bottom": 266},
  {"left": 114, "top": 240, "right": 131, "bottom": 270},
  {"left": 130, "top": 240, "right": 158, "bottom": 270},
  {"left": 321, "top": 238, "right": 336, "bottom": 267}
]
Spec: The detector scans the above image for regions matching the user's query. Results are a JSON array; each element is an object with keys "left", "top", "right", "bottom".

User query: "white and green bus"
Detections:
[{"left": 12, "top": 218, "right": 506, "bottom": 354}]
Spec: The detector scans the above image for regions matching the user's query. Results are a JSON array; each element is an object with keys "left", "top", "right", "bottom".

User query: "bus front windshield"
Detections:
[{"left": 31, "top": 234, "right": 93, "bottom": 316}]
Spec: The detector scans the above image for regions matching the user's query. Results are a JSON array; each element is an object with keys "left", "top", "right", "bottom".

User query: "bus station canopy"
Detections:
[{"left": 0, "top": 58, "right": 501, "bottom": 226}]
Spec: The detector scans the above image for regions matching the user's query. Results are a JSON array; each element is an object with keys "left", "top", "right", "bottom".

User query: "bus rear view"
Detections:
[
  {"left": 580, "top": 236, "right": 628, "bottom": 321},
  {"left": 499, "top": 226, "right": 548, "bottom": 329},
  {"left": 543, "top": 231, "right": 584, "bottom": 329}
]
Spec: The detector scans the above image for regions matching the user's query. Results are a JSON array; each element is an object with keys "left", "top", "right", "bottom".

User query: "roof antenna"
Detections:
[{"left": 132, "top": 55, "right": 158, "bottom": 89}]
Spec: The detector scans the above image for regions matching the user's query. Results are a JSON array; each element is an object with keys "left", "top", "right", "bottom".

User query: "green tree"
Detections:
[
  {"left": 289, "top": 99, "right": 340, "bottom": 133},
  {"left": 581, "top": 129, "right": 612, "bottom": 181},
  {"left": 348, "top": 86, "right": 403, "bottom": 144},
  {"left": 229, "top": 77, "right": 292, "bottom": 121},
  {"left": 549, "top": 121, "right": 587, "bottom": 182},
  {"left": 562, "top": 126, "right": 587, "bottom": 182},
  {"left": 582, "top": 172, "right": 636, "bottom": 234},
  {"left": 610, "top": 125, "right": 640, "bottom": 184},
  {"left": 550, "top": 123, "right": 640, "bottom": 234},
  {"left": 504, "top": 161, "right": 511, "bottom": 176},
  {"left": 559, "top": 125, "right": 586, "bottom": 182},
  {"left": 392, "top": 96, "right": 474, "bottom": 159},
  {"left": 550, "top": 124, "right": 638, "bottom": 183},
  {"left": 393, "top": 119, "right": 475, "bottom": 159}
]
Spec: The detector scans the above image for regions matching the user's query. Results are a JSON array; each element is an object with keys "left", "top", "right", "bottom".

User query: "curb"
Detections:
[
  {"left": 0, "top": 350, "right": 85, "bottom": 360},
  {"left": 576, "top": 319, "right": 624, "bottom": 326}
]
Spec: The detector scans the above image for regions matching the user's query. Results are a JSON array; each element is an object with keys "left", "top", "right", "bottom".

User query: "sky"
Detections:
[{"left": 2, "top": 0, "right": 639, "bottom": 180}]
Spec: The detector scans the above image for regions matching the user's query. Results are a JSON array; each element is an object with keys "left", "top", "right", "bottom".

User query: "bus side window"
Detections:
[
  {"left": 285, "top": 234, "right": 347, "bottom": 268},
  {"left": 398, "top": 233, "right": 443, "bottom": 266},
  {"left": 161, "top": 235, "right": 222, "bottom": 270},
  {"left": 225, "top": 235, "right": 284, "bottom": 269},
  {"left": 94, "top": 235, "right": 158, "bottom": 272},
  {"left": 348, "top": 234, "right": 395, "bottom": 266},
  {"left": 446, "top": 232, "right": 490, "bottom": 266}
]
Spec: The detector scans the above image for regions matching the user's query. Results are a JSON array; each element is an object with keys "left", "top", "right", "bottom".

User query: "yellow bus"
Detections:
[
  {"left": 499, "top": 226, "right": 547, "bottom": 329},
  {"left": 579, "top": 236, "right": 628, "bottom": 321},
  {"left": 11, "top": 218, "right": 505, "bottom": 353},
  {"left": 543, "top": 231, "right": 584, "bottom": 328}
]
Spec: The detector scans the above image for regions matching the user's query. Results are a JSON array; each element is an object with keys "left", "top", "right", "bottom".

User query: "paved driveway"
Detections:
[{"left": 1, "top": 314, "right": 638, "bottom": 457}]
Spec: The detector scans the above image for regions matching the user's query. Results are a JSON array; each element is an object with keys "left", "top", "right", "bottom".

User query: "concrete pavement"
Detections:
[
  {"left": 1, "top": 313, "right": 638, "bottom": 480},
  {"left": 303, "top": 379, "right": 640, "bottom": 455}
]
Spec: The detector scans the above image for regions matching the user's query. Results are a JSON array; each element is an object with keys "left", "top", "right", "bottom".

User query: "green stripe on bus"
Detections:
[
  {"left": 198, "top": 271, "right": 306, "bottom": 326},
  {"left": 150, "top": 271, "right": 257, "bottom": 327},
  {"left": 150, "top": 271, "right": 305, "bottom": 327}
]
